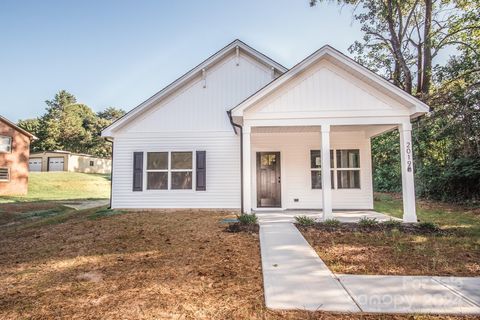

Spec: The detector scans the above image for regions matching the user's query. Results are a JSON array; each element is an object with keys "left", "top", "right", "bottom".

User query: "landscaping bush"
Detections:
[
  {"left": 383, "top": 218, "right": 402, "bottom": 229},
  {"left": 418, "top": 221, "right": 440, "bottom": 232},
  {"left": 236, "top": 213, "right": 258, "bottom": 225},
  {"left": 323, "top": 218, "right": 341, "bottom": 228},
  {"left": 294, "top": 215, "right": 316, "bottom": 226},
  {"left": 358, "top": 217, "right": 379, "bottom": 228}
]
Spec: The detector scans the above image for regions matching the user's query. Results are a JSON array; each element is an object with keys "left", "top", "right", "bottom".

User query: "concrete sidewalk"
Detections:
[
  {"left": 256, "top": 210, "right": 397, "bottom": 224},
  {"left": 259, "top": 218, "right": 480, "bottom": 315},
  {"left": 260, "top": 222, "right": 359, "bottom": 312},
  {"left": 62, "top": 199, "right": 109, "bottom": 210},
  {"left": 338, "top": 275, "right": 480, "bottom": 314}
]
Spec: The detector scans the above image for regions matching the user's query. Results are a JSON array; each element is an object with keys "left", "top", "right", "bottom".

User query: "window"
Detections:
[
  {"left": 336, "top": 150, "right": 360, "bottom": 189},
  {"left": 146, "top": 151, "right": 192, "bottom": 190},
  {"left": 0, "top": 136, "right": 12, "bottom": 153},
  {"left": 89, "top": 160, "right": 94, "bottom": 167},
  {"left": 171, "top": 152, "right": 192, "bottom": 189},
  {"left": 146, "top": 152, "right": 168, "bottom": 190},
  {"left": 310, "top": 150, "right": 334, "bottom": 189},
  {"left": 310, "top": 149, "right": 360, "bottom": 189},
  {"left": 0, "top": 167, "right": 9, "bottom": 181}
]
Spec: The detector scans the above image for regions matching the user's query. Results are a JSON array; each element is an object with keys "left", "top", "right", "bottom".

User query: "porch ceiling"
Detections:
[{"left": 251, "top": 124, "right": 396, "bottom": 137}]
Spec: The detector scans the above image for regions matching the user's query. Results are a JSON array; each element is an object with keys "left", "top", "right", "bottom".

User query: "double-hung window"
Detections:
[
  {"left": 336, "top": 149, "right": 360, "bottom": 189},
  {"left": 147, "top": 152, "right": 168, "bottom": 190},
  {"left": 310, "top": 150, "right": 334, "bottom": 189},
  {"left": 0, "top": 136, "right": 12, "bottom": 153},
  {"left": 146, "top": 151, "right": 193, "bottom": 190},
  {"left": 310, "top": 149, "right": 360, "bottom": 189},
  {"left": 170, "top": 152, "right": 193, "bottom": 189}
]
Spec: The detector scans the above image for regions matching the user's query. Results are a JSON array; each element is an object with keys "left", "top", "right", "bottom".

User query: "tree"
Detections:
[
  {"left": 97, "top": 107, "right": 126, "bottom": 121},
  {"left": 310, "top": 0, "right": 480, "bottom": 201},
  {"left": 18, "top": 90, "right": 126, "bottom": 158},
  {"left": 310, "top": 0, "right": 480, "bottom": 97},
  {"left": 45, "top": 90, "right": 77, "bottom": 112}
]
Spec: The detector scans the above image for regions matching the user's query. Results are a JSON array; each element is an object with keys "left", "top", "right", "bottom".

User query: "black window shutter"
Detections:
[
  {"left": 133, "top": 152, "right": 143, "bottom": 191},
  {"left": 196, "top": 151, "right": 206, "bottom": 191}
]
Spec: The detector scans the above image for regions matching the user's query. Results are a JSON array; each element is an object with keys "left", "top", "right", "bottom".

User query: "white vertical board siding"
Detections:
[
  {"left": 245, "top": 60, "right": 410, "bottom": 120},
  {"left": 110, "top": 50, "right": 274, "bottom": 209},
  {"left": 111, "top": 132, "right": 240, "bottom": 209},
  {"left": 122, "top": 54, "right": 273, "bottom": 134},
  {"left": 251, "top": 131, "right": 373, "bottom": 210}
]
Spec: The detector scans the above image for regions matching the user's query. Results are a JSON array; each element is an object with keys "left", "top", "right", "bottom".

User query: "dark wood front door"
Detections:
[{"left": 256, "top": 152, "right": 281, "bottom": 208}]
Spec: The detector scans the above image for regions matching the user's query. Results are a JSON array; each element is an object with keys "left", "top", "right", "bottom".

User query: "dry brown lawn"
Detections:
[
  {"left": 0, "top": 204, "right": 476, "bottom": 319},
  {"left": 301, "top": 227, "right": 480, "bottom": 276}
]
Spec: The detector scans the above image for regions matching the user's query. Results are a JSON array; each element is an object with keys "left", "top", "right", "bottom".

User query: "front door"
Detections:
[{"left": 256, "top": 152, "right": 281, "bottom": 208}]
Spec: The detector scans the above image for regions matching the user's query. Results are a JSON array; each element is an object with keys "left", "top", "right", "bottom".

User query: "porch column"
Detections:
[
  {"left": 242, "top": 126, "right": 252, "bottom": 213},
  {"left": 399, "top": 122, "right": 417, "bottom": 222},
  {"left": 321, "top": 125, "right": 333, "bottom": 220}
]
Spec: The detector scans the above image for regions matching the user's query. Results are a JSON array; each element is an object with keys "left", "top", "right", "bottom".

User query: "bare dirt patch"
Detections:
[{"left": 0, "top": 206, "right": 475, "bottom": 320}]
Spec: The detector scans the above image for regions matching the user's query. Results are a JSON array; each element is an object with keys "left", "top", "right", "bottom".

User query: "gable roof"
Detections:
[
  {"left": 102, "top": 39, "right": 288, "bottom": 137},
  {"left": 0, "top": 116, "right": 38, "bottom": 140},
  {"left": 230, "top": 45, "right": 430, "bottom": 118}
]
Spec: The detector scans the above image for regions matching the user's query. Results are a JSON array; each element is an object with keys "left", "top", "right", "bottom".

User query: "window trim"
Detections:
[
  {"left": 0, "top": 136, "right": 12, "bottom": 154},
  {"left": 0, "top": 167, "right": 10, "bottom": 182},
  {"left": 170, "top": 151, "right": 193, "bottom": 190},
  {"left": 310, "top": 149, "right": 361, "bottom": 190},
  {"left": 336, "top": 149, "right": 361, "bottom": 189},
  {"left": 144, "top": 151, "right": 195, "bottom": 191},
  {"left": 310, "top": 150, "right": 334, "bottom": 190}
]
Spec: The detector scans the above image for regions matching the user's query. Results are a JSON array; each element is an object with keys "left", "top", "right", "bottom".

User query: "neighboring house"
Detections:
[
  {"left": 0, "top": 115, "right": 37, "bottom": 196},
  {"left": 29, "top": 151, "right": 111, "bottom": 174},
  {"left": 102, "top": 40, "right": 429, "bottom": 222}
]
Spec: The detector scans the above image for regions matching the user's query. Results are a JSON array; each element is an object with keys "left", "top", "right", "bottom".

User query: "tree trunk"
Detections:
[
  {"left": 386, "top": 0, "right": 413, "bottom": 94},
  {"left": 422, "top": 0, "right": 433, "bottom": 97},
  {"left": 417, "top": 43, "right": 423, "bottom": 94}
]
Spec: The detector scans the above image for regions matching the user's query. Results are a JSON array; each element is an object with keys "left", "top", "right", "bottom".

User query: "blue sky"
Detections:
[{"left": 2, "top": 1, "right": 368, "bottom": 122}]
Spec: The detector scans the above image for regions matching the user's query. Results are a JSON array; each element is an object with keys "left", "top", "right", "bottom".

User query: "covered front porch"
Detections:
[
  {"left": 229, "top": 46, "right": 429, "bottom": 222},
  {"left": 241, "top": 122, "right": 417, "bottom": 222}
]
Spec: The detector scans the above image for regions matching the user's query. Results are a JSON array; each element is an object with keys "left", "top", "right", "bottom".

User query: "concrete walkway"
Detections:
[
  {"left": 256, "top": 210, "right": 397, "bottom": 224},
  {"left": 260, "top": 222, "right": 359, "bottom": 312},
  {"left": 258, "top": 213, "right": 480, "bottom": 315},
  {"left": 62, "top": 199, "right": 109, "bottom": 210}
]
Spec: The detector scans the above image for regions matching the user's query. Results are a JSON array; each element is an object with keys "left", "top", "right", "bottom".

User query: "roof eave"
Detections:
[
  {"left": 231, "top": 46, "right": 431, "bottom": 117},
  {"left": 101, "top": 39, "right": 287, "bottom": 135}
]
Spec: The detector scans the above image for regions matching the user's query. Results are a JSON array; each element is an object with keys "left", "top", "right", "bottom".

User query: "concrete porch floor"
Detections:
[{"left": 254, "top": 209, "right": 398, "bottom": 224}]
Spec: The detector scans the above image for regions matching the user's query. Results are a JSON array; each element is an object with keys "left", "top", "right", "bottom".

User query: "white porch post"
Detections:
[
  {"left": 399, "top": 122, "right": 417, "bottom": 222},
  {"left": 242, "top": 125, "right": 252, "bottom": 213},
  {"left": 321, "top": 125, "right": 333, "bottom": 220}
]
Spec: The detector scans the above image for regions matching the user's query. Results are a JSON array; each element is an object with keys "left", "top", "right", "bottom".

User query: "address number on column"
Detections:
[{"left": 406, "top": 142, "right": 412, "bottom": 172}]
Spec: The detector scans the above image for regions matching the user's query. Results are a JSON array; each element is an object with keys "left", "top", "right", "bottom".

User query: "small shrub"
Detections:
[
  {"left": 236, "top": 213, "right": 258, "bottom": 225},
  {"left": 323, "top": 218, "right": 341, "bottom": 228},
  {"left": 358, "top": 217, "right": 378, "bottom": 228},
  {"left": 418, "top": 221, "right": 439, "bottom": 232},
  {"left": 294, "top": 215, "right": 316, "bottom": 226},
  {"left": 383, "top": 219, "right": 402, "bottom": 229}
]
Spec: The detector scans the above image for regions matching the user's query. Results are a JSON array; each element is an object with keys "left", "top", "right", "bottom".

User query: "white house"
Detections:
[{"left": 102, "top": 40, "right": 429, "bottom": 222}]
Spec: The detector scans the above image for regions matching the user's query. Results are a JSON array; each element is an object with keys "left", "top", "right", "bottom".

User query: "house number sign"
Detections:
[{"left": 406, "top": 141, "right": 412, "bottom": 172}]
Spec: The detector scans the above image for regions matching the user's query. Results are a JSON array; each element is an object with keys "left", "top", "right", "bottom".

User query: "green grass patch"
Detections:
[
  {"left": 0, "top": 172, "right": 110, "bottom": 203},
  {"left": 374, "top": 192, "right": 480, "bottom": 238},
  {"left": 88, "top": 207, "right": 126, "bottom": 220},
  {"left": 19, "top": 207, "right": 67, "bottom": 219}
]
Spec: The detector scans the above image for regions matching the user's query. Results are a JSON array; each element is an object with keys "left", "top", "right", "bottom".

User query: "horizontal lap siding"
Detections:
[
  {"left": 251, "top": 131, "right": 373, "bottom": 210},
  {"left": 112, "top": 133, "right": 240, "bottom": 209}
]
